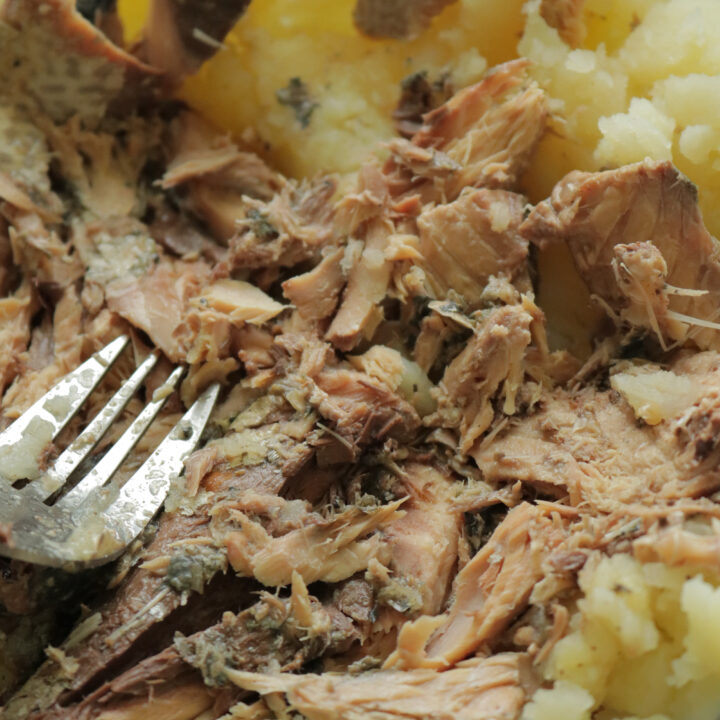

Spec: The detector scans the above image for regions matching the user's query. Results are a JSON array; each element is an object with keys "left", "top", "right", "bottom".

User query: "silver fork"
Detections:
[{"left": 0, "top": 335, "right": 219, "bottom": 570}]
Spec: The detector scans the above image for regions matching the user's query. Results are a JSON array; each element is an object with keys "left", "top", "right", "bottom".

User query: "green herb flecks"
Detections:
[{"left": 276, "top": 77, "right": 319, "bottom": 129}]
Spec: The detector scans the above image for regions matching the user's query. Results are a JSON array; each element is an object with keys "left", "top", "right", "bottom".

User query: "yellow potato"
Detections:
[
  {"left": 176, "top": 0, "right": 525, "bottom": 177},
  {"left": 525, "top": 555, "right": 720, "bottom": 720}
]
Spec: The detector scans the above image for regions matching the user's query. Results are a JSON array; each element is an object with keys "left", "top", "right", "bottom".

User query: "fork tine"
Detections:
[
  {"left": 27, "top": 351, "right": 161, "bottom": 502},
  {"left": 0, "top": 335, "right": 129, "bottom": 453},
  {"left": 0, "top": 381, "right": 220, "bottom": 569},
  {"left": 55, "top": 365, "right": 185, "bottom": 511},
  {"left": 100, "top": 382, "right": 220, "bottom": 549}
]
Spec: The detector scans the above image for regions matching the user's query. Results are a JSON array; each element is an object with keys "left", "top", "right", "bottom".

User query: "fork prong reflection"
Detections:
[
  {"left": 28, "top": 351, "right": 161, "bottom": 502},
  {"left": 0, "top": 335, "right": 129, "bottom": 454},
  {"left": 55, "top": 366, "right": 185, "bottom": 511}
]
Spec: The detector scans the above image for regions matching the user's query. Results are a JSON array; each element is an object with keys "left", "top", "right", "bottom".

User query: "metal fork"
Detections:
[{"left": 0, "top": 335, "right": 219, "bottom": 570}]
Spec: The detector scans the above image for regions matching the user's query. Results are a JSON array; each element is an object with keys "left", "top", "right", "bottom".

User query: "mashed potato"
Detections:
[
  {"left": 520, "top": 0, "right": 720, "bottom": 236},
  {"left": 524, "top": 553, "right": 720, "bottom": 720},
  {"left": 175, "top": 0, "right": 525, "bottom": 177}
]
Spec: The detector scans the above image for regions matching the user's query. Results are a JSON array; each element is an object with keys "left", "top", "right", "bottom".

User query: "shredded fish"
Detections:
[{"left": 5, "top": 4, "right": 720, "bottom": 720}]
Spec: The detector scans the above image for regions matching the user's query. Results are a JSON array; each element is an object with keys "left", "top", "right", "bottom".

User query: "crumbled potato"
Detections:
[
  {"left": 672, "top": 577, "right": 720, "bottom": 686},
  {"left": 522, "top": 681, "right": 595, "bottom": 720},
  {"left": 177, "top": 0, "right": 524, "bottom": 178},
  {"left": 525, "top": 554, "right": 720, "bottom": 720},
  {"left": 521, "top": 0, "right": 720, "bottom": 236},
  {"left": 596, "top": 97, "right": 675, "bottom": 165},
  {"left": 610, "top": 366, "right": 703, "bottom": 425}
]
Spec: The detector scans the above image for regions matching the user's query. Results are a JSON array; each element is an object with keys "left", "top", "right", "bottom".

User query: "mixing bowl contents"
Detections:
[{"left": 3, "top": 1, "right": 720, "bottom": 719}]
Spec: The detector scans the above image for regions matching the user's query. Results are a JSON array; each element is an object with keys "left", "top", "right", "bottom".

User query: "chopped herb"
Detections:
[
  {"left": 276, "top": 77, "right": 319, "bottom": 128},
  {"left": 247, "top": 208, "right": 279, "bottom": 241},
  {"left": 165, "top": 545, "right": 226, "bottom": 595},
  {"left": 394, "top": 70, "right": 454, "bottom": 137}
]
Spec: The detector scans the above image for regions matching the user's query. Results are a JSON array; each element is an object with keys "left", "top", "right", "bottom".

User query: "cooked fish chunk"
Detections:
[
  {"left": 417, "top": 188, "right": 529, "bottom": 306},
  {"left": 1, "top": 286, "right": 83, "bottom": 418},
  {"left": 0, "top": 282, "right": 34, "bottom": 401},
  {"left": 282, "top": 247, "right": 345, "bottom": 323},
  {"left": 224, "top": 177, "right": 336, "bottom": 272},
  {"left": 610, "top": 242, "right": 678, "bottom": 346},
  {"left": 173, "top": 306, "right": 234, "bottom": 366},
  {"left": 426, "top": 303, "right": 538, "bottom": 455},
  {"left": 194, "top": 279, "right": 286, "bottom": 326},
  {"left": 41, "top": 681, "right": 215, "bottom": 720},
  {"left": 0, "top": 106, "right": 61, "bottom": 222},
  {"left": 412, "top": 59, "right": 548, "bottom": 199},
  {"left": 386, "top": 503, "right": 567, "bottom": 668},
  {"left": 334, "top": 576, "right": 375, "bottom": 626},
  {"left": 182, "top": 447, "right": 221, "bottom": 498},
  {"left": 105, "top": 259, "right": 211, "bottom": 362},
  {"left": 223, "top": 499, "right": 404, "bottom": 586},
  {"left": 424, "top": 503, "right": 565, "bottom": 664},
  {"left": 325, "top": 215, "right": 393, "bottom": 351},
  {"left": 162, "top": 112, "right": 283, "bottom": 241},
  {"left": 634, "top": 521, "right": 720, "bottom": 571},
  {"left": 476, "top": 350, "right": 720, "bottom": 512},
  {"left": 384, "top": 463, "right": 462, "bottom": 615},
  {"left": 381, "top": 60, "right": 548, "bottom": 207},
  {"left": 521, "top": 161, "right": 720, "bottom": 350},
  {"left": 3, "top": 209, "right": 84, "bottom": 290},
  {"left": 199, "top": 397, "right": 319, "bottom": 498},
  {"left": 41, "top": 116, "right": 161, "bottom": 220},
  {"left": 312, "top": 366, "right": 422, "bottom": 449},
  {"left": 227, "top": 651, "right": 532, "bottom": 720}
]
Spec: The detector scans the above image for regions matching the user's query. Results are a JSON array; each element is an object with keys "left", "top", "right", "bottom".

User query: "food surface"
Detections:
[{"left": 3, "top": 1, "right": 720, "bottom": 720}]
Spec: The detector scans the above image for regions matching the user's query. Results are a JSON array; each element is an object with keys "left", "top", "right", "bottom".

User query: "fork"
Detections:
[{"left": 0, "top": 335, "right": 219, "bottom": 570}]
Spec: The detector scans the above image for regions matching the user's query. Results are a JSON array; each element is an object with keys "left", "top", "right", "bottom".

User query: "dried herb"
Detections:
[
  {"left": 276, "top": 77, "right": 319, "bottom": 129},
  {"left": 394, "top": 69, "right": 453, "bottom": 137},
  {"left": 165, "top": 545, "right": 227, "bottom": 595},
  {"left": 247, "top": 208, "right": 279, "bottom": 241}
]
